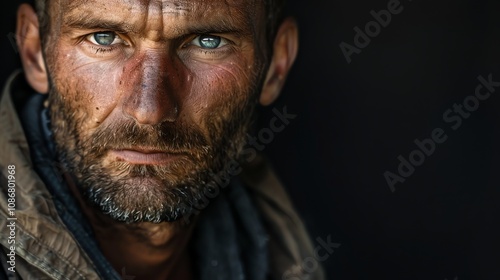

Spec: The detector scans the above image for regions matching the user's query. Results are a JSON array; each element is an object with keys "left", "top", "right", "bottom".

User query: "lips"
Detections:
[{"left": 109, "top": 148, "right": 184, "bottom": 165}]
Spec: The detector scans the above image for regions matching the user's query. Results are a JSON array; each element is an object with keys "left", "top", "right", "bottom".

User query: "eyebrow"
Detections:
[
  {"left": 63, "top": 16, "right": 137, "bottom": 34},
  {"left": 185, "top": 21, "right": 252, "bottom": 37}
]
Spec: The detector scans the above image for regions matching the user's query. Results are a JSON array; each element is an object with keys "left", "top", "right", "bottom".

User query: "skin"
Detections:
[{"left": 16, "top": 0, "right": 299, "bottom": 279}]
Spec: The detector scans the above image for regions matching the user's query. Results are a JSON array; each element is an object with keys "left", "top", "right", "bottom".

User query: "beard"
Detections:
[{"left": 47, "top": 80, "right": 259, "bottom": 224}]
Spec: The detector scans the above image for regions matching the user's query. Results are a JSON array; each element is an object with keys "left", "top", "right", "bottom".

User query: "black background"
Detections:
[{"left": 2, "top": 1, "right": 500, "bottom": 279}]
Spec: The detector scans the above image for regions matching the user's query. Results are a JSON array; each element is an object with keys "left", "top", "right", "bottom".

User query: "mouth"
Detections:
[{"left": 109, "top": 148, "right": 186, "bottom": 165}]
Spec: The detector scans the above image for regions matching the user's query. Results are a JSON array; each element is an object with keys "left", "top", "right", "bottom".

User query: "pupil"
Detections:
[
  {"left": 199, "top": 35, "right": 221, "bottom": 49},
  {"left": 94, "top": 32, "right": 115, "bottom": 46}
]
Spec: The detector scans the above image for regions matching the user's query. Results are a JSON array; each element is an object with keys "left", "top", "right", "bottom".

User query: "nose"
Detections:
[{"left": 122, "top": 53, "right": 180, "bottom": 125}]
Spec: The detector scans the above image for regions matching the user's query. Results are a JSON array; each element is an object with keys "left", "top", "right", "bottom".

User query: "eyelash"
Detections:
[{"left": 92, "top": 46, "right": 118, "bottom": 54}]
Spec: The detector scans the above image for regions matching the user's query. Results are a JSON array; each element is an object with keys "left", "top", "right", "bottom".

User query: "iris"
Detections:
[
  {"left": 199, "top": 35, "right": 222, "bottom": 49},
  {"left": 94, "top": 32, "right": 116, "bottom": 46}
]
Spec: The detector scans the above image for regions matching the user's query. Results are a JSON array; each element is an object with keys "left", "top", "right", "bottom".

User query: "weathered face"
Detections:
[{"left": 43, "top": 0, "right": 269, "bottom": 223}]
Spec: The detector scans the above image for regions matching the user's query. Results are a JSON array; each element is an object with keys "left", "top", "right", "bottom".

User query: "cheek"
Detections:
[
  {"left": 186, "top": 60, "right": 257, "bottom": 124},
  {"left": 51, "top": 47, "right": 125, "bottom": 127}
]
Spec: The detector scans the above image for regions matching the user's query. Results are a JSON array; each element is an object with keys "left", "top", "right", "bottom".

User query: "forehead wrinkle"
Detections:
[
  {"left": 63, "top": 0, "right": 195, "bottom": 16},
  {"left": 60, "top": 0, "right": 260, "bottom": 17},
  {"left": 161, "top": 0, "right": 193, "bottom": 14},
  {"left": 58, "top": 0, "right": 263, "bottom": 40}
]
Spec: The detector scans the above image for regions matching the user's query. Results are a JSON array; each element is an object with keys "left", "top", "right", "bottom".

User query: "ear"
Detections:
[
  {"left": 16, "top": 4, "right": 49, "bottom": 94},
  {"left": 260, "top": 17, "right": 299, "bottom": 106}
]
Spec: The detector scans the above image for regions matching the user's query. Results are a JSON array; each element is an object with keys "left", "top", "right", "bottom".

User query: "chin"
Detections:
[{"left": 80, "top": 161, "right": 208, "bottom": 224}]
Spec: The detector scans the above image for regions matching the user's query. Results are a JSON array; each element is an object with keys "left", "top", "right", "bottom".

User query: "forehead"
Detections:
[
  {"left": 62, "top": 0, "right": 258, "bottom": 11},
  {"left": 50, "top": 0, "right": 264, "bottom": 32}
]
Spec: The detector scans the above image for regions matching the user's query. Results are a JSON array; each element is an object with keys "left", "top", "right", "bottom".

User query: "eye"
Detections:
[
  {"left": 190, "top": 35, "right": 228, "bottom": 49},
  {"left": 87, "top": 32, "right": 124, "bottom": 46}
]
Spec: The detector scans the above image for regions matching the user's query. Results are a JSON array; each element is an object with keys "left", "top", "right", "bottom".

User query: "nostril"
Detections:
[{"left": 122, "top": 91, "right": 179, "bottom": 125}]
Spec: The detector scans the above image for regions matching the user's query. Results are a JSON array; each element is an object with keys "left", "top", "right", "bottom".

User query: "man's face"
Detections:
[{"left": 43, "top": 0, "right": 269, "bottom": 223}]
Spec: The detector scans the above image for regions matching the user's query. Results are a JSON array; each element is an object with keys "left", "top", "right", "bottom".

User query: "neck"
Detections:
[
  {"left": 90, "top": 213, "right": 195, "bottom": 280},
  {"left": 65, "top": 173, "right": 196, "bottom": 280}
]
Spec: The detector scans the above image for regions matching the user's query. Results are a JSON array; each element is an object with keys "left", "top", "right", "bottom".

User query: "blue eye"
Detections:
[
  {"left": 199, "top": 35, "right": 221, "bottom": 49},
  {"left": 191, "top": 35, "right": 227, "bottom": 49},
  {"left": 88, "top": 32, "right": 124, "bottom": 46},
  {"left": 94, "top": 32, "right": 115, "bottom": 45}
]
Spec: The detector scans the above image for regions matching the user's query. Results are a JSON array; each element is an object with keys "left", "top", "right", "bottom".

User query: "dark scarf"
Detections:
[{"left": 19, "top": 91, "right": 269, "bottom": 280}]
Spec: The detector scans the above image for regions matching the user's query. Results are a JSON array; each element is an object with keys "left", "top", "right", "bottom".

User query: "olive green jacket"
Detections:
[{"left": 0, "top": 71, "right": 324, "bottom": 279}]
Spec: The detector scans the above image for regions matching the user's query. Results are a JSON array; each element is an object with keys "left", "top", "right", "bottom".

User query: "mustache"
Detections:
[{"left": 86, "top": 120, "right": 210, "bottom": 157}]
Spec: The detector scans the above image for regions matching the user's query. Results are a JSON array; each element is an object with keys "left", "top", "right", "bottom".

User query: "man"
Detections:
[{"left": 0, "top": 0, "right": 323, "bottom": 279}]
